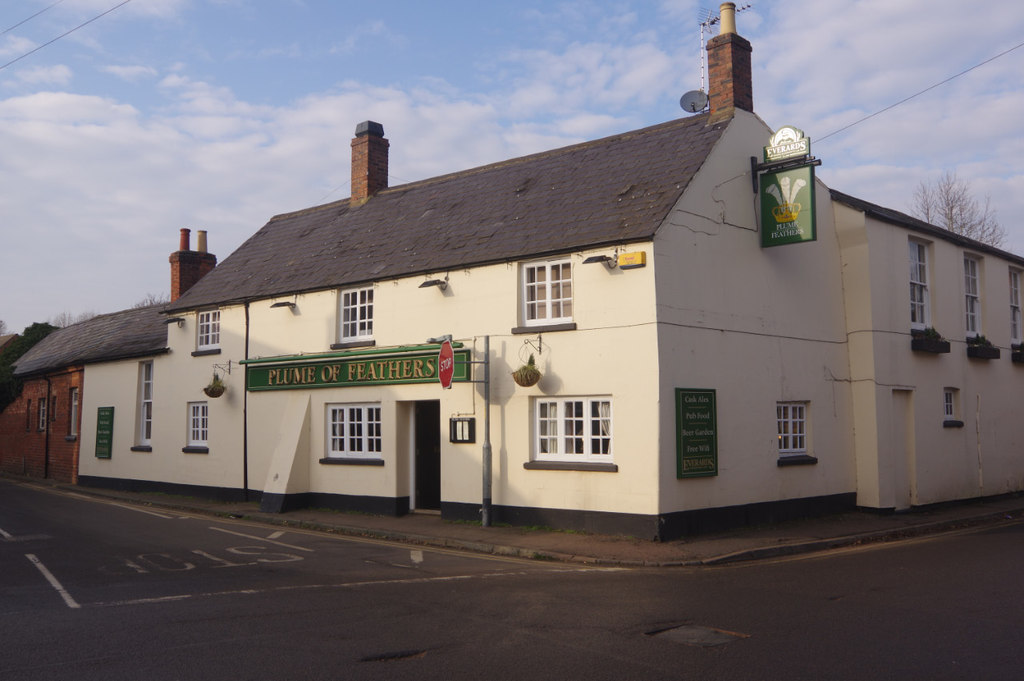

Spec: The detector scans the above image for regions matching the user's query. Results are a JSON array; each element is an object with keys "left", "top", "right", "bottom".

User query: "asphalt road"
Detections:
[{"left": 3, "top": 479, "right": 1023, "bottom": 680}]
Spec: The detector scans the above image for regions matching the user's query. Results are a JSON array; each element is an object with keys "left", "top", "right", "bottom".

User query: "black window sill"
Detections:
[
  {"left": 511, "top": 322, "right": 577, "bottom": 335},
  {"left": 943, "top": 419, "right": 965, "bottom": 429},
  {"left": 130, "top": 445, "right": 152, "bottom": 452},
  {"left": 319, "top": 457, "right": 385, "bottom": 466},
  {"left": 65, "top": 435, "right": 78, "bottom": 443},
  {"left": 191, "top": 348, "right": 221, "bottom": 357},
  {"left": 330, "top": 340, "right": 376, "bottom": 350},
  {"left": 777, "top": 454, "right": 818, "bottom": 467},
  {"left": 523, "top": 461, "right": 618, "bottom": 472},
  {"left": 182, "top": 446, "right": 209, "bottom": 454}
]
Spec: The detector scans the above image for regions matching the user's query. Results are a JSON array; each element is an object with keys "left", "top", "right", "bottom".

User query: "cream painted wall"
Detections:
[
  {"left": 654, "top": 110, "right": 856, "bottom": 513},
  {"left": 837, "top": 207, "right": 1024, "bottom": 508},
  {"left": 166, "top": 238, "right": 666, "bottom": 516}
]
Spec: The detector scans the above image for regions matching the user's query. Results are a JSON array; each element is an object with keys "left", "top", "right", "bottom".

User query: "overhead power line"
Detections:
[
  {"left": 0, "top": 0, "right": 68, "bottom": 37},
  {"left": 0, "top": 0, "right": 134, "bottom": 73},
  {"left": 819, "top": 39, "right": 1024, "bottom": 143}
]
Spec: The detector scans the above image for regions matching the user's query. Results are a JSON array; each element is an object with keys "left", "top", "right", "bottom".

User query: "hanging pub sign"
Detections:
[
  {"left": 760, "top": 164, "right": 816, "bottom": 247},
  {"left": 758, "top": 125, "right": 818, "bottom": 248}
]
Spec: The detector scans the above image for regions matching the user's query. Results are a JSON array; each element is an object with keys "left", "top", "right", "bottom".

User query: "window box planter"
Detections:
[
  {"left": 966, "top": 344, "right": 1000, "bottom": 360},
  {"left": 966, "top": 336, "right": 999, "bottom": 360},
  {"left": 910, "top": 329, "right": 949, "bottom": 354}
]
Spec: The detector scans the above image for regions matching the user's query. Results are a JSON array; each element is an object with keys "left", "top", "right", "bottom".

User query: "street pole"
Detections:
[{"left": 482, "top": 335, "right": 492, "bottom": 526}]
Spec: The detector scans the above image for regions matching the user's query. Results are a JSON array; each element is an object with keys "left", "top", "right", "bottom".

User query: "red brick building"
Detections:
[
  {"left": 0, "top": 365, "right": 84, "bottom": 482},
  {"left": 0, "top": 307, "right": 169, "bottom": 483}
]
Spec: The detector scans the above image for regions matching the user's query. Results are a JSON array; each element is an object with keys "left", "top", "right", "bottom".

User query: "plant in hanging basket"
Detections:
[
  {"left": 203, "top": 372, "right": 226, "bottom": 398},
  {"left": 512, "top": 354, "right": 542, "bottom": 387}
]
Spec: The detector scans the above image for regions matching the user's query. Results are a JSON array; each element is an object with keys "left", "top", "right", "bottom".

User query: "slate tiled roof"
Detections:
[
  {"left": 13, "top": 305, "right": 168, "bottom": 377},
  {"left": 830, "top": 189, "right": 1024, "bottom": 267},
  {"left": 166, "top": 114, "right": 728, "bottom": 312}
]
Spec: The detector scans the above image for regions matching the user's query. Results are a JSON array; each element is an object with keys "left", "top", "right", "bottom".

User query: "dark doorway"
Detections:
[{"left": 414, "top": 401, "right": 441, "bottom": 511}]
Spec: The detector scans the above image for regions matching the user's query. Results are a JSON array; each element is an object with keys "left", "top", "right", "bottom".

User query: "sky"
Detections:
[{"left": 1, "top": 0, "right": 1023, "bottom": 334}]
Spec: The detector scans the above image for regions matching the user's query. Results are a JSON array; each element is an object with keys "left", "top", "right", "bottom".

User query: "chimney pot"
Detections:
[
  {"left": 179, "top": 228, "right": 191, "bottom": 251},
  {"left": 197, "top": 230, "right": 208, "bottom": 254},
  {"left": 719, "top": 2, "right": 737, "bottom": 35}
]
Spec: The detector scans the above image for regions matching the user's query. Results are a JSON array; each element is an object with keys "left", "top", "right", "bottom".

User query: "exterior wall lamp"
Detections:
[
  {"left": 164, "top": 317, "right": 186, "bottom": 327},
  {"left": 582, "top": 254, "right": 618, "bottom": 268},
  {"left": 419, "top": 278, "right": 448, "bottom": 290}
]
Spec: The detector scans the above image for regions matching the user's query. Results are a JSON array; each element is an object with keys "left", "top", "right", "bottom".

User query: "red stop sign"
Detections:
[{"left": 438, "top": 340, "right": 455, "bottom": 389}]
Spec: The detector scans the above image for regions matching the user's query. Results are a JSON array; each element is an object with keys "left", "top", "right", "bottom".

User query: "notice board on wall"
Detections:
[
  {"left": 675, "top": 389, "right": 717, "bottom": 478},
  {"left": 95, "top": 406, "right": 114, "bottom": 459}
]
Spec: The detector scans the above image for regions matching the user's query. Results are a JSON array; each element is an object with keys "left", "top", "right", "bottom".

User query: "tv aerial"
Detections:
[{"left": 678, "top": 4, "right": 752, "bottom": 115}]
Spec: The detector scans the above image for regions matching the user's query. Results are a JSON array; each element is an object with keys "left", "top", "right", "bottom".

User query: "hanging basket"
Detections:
[
  {"left": 203, "top": 373, "right": 226, "bottom": 398},
  {"left": 512, "top": 355, "right": 542, "bottom": 387}
]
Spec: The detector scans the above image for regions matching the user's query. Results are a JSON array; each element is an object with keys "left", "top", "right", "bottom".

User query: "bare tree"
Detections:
[
  {"left": 49, "top": 310, "right": 98, "bottom": 328},
  {"left": 911, "top": 170, "right": 1005, "bottom": 247},
  {"left": 0, "top": 320, "right": 8, "bottom": 336},
  {"left": 133, "top": 292, "right": 170, "bottom": 308}
]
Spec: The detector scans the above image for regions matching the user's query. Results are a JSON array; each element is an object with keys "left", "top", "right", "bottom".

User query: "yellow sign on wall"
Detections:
[{"left": 617, "top": 252, "right": 646, "bottom": 269}]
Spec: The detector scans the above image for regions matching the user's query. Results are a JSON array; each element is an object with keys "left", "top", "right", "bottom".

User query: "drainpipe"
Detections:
[
  {"left": 43, "top": 377, "right": 52, "bottom": 479},
  {"left": 243, "top": 301, "right": 250, "bottom": 501},
  {"left": 482, "top": 335, "right": 492, "bottom": 526}
]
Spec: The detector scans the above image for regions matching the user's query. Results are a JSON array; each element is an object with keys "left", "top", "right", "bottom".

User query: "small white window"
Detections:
[
  {"left": 534, "top": 397, "right": 612, "bottom": 462},
  {"left": 523, "top": 259, "right": 573, "bottom": 325},
  {"left": 1011, "top": 271, "right": 1022, "bottom": 345},
  {"left": 38, "top": 397, "right": 47, "bottom": 431},
  {"left": 909, "top": 241, "right": 929, "bottom": 329},
  {"left": 943, "top": 389, "right": 957, "bottom": 420},
  {"left": 776, "top": 402, "right": 807, "bottom": 456},
  {"left": 327, "top": 403, "right": 382, "bottom": 457},
  {"left": 197, "top": 310, "right": 220, "bottom": 350},
  {"left": 339, "top": 287, "right": 374, "bottom": 342},
  {"left": 187, "top": 401, "right": 208, "bottom": 446},
  {"left": 137, "top": 361, "right": 154, "bottom": 446},
  {"left": 964, "top": 256, "right": 981, "bottom": 335}
]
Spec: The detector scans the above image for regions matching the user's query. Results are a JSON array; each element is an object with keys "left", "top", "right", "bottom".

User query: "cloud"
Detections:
[
  {"left": 14, "top": 64, "right": 72, "bottom": 85},
  {"left": 102, "top": 64, "right": 158, "bottom": 81}
]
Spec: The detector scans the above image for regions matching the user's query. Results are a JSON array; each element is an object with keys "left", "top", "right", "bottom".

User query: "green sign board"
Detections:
[
  {"left": 676, "top": 389, "right": 717, "bottom": 478},
  {"left": 760, "top": 164, "right": 816, "bottom": 247},
  {"left": 95, "top": 406, "right": 114, "bottom": 459},
  {"left": 247, "top": 349, "right": 471, "bottom": 391}
]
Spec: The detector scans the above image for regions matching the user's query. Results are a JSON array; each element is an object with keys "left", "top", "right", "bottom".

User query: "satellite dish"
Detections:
[{"left": 679, "top": 90, "right": 708, "bottom": 114}]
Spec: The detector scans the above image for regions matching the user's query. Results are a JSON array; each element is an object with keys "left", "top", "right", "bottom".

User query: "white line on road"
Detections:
[
  {"left": 208, "top": 526, "right": 314, "bottom": 552},
  {"left": 0, "top": 526, "right": 13, "bottom": 539},
  {"left": 90, "top": 567, "right": 610, "bottom": 608},
  {"left": 25, "top": 554, "right": 80, "bottom": 609}
]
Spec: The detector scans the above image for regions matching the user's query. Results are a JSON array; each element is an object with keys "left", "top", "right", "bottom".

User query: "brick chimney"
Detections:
[
  {"left": 169, "top": 228, "right": 217, "bottom": 302},
  {"left": 350, "top": 120, "right": 389, "bottom": 206},
  {"left": 706, "top": 2, "right": 753, "bottom": 121}
]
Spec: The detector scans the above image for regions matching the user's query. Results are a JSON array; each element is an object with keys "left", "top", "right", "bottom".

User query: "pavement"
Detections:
[{"left": 10, "top": 475, "right": 1024, "bottom": 567}]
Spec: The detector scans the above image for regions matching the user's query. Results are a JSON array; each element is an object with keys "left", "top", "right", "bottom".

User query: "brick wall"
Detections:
[
  {"left": 0, "top": 366, "right": 83, "bottom": 483},
  {"left": 350, "top": 121, "right": 389, "bottom": 205}
]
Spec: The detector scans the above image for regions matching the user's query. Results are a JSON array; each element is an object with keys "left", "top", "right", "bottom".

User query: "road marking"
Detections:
[
  {"left": 267, "top": 531, "right": 284, "bottom": 539},
  {"left": 25, "top": 554, "right": 80, "bottom": 609},
  {"left": 0, "top": 526, "right": 12, "bottom": 539},
  {"left": 90, "top": 567, "right": 610, "bottom": 608},
  {"left": 208, "top": 526, "right": 314, "bottom": 552},
  {"left": 410, "top": 550, "right": 424, "bottom": 564}
]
